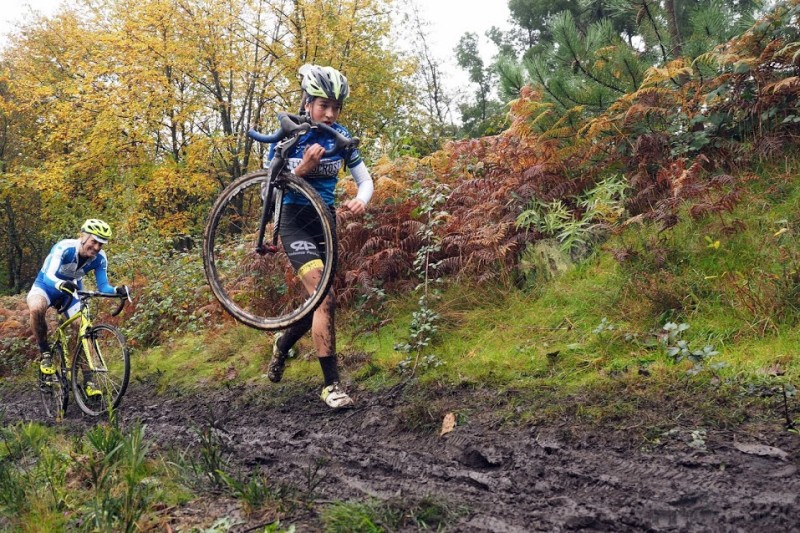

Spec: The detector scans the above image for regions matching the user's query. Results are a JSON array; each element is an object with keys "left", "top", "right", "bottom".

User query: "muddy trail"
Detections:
[{"left": 1, "top": 377, "right": 799, "bottom": 532}]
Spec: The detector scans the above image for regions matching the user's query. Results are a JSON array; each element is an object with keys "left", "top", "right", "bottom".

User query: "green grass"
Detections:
[
  {"left": 321, "top": 496, "right": 464, "bottom": 532},
  {"left": 124, "top": 163, "right": 800, "bottom": 431},
  {"left": 131, "top": 325, "right": 271, "bottom": 392},
  {"left": 0, "top": 420, "right": 197, "bottom": 531},
  {"left": 334, "top": 167, "right": 800, "bottom": 430},
  {"left": 108, "top": 164, "right": 799, "bottom": 445}
]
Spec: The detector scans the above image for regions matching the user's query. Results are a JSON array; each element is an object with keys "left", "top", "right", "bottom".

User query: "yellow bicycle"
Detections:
[{"left": 38, "top": 289, "right": 131, "bottom": 420}]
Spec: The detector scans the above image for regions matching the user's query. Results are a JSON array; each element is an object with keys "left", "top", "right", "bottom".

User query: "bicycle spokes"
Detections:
[
  {"left": 72, "top": 325, "right": 130, "bottom": 417},
  {"left": 203, "top": 171, "right": 337, "bottom": 330}
]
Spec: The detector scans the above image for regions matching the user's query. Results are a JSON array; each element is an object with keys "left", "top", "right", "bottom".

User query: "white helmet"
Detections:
[{"left": 299, "top": 64, "right": 349, "bottom": 103}]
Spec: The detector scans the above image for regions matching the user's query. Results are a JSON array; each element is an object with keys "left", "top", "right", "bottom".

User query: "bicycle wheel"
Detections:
[
  {"left": 71, "top": 325, "right": 130, "bottom": 417},
  {"left": 203, "top": 169, "right": 337, "bottom": 330},
  {"left": 38, "top": 343, "right": 68, "bottom": 421}
]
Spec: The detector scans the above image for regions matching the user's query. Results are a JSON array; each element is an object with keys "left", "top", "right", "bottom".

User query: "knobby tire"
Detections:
[
  {"left": 71, "top": 324, "right": 130, "bottom": 417},
  {"left": 203, "top": 170, "right": 337, "bottom": 330}
]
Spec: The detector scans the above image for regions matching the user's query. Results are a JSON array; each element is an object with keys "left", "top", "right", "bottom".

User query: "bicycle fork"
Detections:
[
  {"left": 80, "top": 328, "right": 106, "bottom": 374},
  {"left": 255, "top": 177, "right": 284, "bottom": 255}
]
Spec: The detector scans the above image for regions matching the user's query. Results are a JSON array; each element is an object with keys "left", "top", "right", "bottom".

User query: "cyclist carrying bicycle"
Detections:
[
  {"left": 267, "top": 64, "right": 374, "bottom": 408},
  {"left": 26, "top": 219, "right": 128, "bottom": 396}
]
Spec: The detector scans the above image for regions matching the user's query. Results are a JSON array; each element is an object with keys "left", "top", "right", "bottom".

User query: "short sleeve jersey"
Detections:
[
  {"left": 34, "top": 239, "right": 115, "bottom": 293},
  {"left": 268, "top": 122, "right": 363, "bottom": 206}
]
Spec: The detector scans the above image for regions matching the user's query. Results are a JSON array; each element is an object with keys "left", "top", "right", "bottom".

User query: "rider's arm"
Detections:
[
  {"left": 349, "top": 162, "right": 374, "bottom": 206},
  {"left": 92, "top": 252, "right": 116, "bottom": 294},
  {"left": 41, "top": 241, "right": 70, "bottom": 286}
]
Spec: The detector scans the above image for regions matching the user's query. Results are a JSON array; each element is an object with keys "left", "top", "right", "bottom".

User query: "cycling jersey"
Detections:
[
  {"left": 268, "top": 122, "right": 363, "bottom": 206},
  {"left": 32, "top": 238, "right": 115, "bottom": 306}
]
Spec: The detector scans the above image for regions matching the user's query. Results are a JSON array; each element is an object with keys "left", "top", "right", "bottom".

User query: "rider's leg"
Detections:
[
  {"left": 26, "top": 291, "right": 51, "bottom": 355},
  {"left": 298, "top": 270, "right": 351, "bottom": 407},
  {"left": 27, "top": 290, "right": 56, "bottom": 376},
  {"left": 311, "top": 291, "right": 338, "bottom": 382}
]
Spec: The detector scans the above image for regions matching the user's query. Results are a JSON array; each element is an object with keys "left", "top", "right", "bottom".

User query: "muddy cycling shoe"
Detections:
[
  {"left": 267, "top": 354, "right": 286, "bottom": 383},
  {"left": 321, "top": 382, "right": 354, "bottom": 409},
  {"left": 84, "top": 372, "right": 102, "bottom": 397},
  {"left": 39, "top": 353, "right": 55, "bottom": 376},
  {"left": 85, "top": 381, "right": 103, "bottom": 397},
  {"left": 268, "top": 333, "right": 296, "bottom": 383}
]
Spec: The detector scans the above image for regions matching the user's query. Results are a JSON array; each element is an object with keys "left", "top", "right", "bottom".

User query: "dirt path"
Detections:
[{"left": 2, "top": 378, "right": 798, "bottom": 532}]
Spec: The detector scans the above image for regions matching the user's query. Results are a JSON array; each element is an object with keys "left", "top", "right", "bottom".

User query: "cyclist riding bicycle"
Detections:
[
  {"left": 267, "top": 64, "right": 374, "bottom": 408},
  {"left": 26, "top": 219, "right": 129, "bottom": 396}
]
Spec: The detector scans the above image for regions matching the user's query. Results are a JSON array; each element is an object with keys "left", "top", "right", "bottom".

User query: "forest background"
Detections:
[
  {"left": 1, "top": 0, "right": 800, "bottom": 384},
  {"left": 3, "top": 1, "right": 800, "bottom": 529}
]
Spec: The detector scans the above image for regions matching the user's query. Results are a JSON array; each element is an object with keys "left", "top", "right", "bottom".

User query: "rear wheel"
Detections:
[
  {"left": 38, "top": 343, "right": 68, "bottom": 422},
  {"left": 203, "top": 170, "right": 337, "bottom": 330},
  {"left": 72, "top": 325, "right": 130, "bottom": 417}
]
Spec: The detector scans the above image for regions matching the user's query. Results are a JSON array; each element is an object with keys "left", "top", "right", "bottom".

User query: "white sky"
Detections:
[
  {"left": 415, "top": 1, "right": 512, "bottom": 61},
  {"left": 0, "top": 0, "right": 62, "bottom": 40},
  {"left": 415, "top": 1, "right": 512, "bottom": 93}
]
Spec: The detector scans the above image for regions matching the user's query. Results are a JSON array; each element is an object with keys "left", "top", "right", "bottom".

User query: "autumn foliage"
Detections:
[
  {"left": 333, "top": 0, "right": 800, "bottom": 304},
  {"left": 3, "top": 1, "right": 800, "bottom": 368}
]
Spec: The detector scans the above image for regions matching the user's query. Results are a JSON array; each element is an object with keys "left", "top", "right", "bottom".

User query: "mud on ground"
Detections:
[{"left": 1, "top": 377, "right": 799, "bottom": 532}]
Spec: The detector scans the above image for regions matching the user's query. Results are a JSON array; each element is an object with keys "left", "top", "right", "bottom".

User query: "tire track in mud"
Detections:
[{"left": 1, "top": 379, "right": 798, "bottom": 532}]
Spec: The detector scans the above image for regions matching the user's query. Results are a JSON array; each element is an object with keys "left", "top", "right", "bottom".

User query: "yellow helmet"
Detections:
[{"left": 81, "top": 219, "right": 112, "bottom": 243}]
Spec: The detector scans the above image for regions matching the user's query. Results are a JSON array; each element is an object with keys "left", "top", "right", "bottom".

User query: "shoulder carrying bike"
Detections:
[
  {"left": 39, "top": 289, "right": 132, "bottom": 420},
  {"left": 203, "top": 112, "right": 359, "bottom": 330}
]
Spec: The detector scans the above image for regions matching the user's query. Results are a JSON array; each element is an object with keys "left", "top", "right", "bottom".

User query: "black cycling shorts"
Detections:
[{"left": 278, "top": 203, "right": 336, "bottom": 277}]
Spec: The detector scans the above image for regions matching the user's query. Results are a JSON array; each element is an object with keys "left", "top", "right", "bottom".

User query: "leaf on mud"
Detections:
[
  {"left": 761, "top": 363, "right": 785, "bottom": 376},
  {"left": 733, "top": 442, "right": 789, "bottom": 461},
  {"left": 441, "top": 412, "right": 457, "bottom": 436}
]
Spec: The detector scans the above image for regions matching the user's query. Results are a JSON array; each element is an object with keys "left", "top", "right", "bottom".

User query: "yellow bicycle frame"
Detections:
[{"left": 53, "top": 307, "right": 101, "bottom": 374}]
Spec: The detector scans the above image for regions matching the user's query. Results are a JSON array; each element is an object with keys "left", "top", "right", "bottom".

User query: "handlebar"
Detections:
[
  {"left": 74, "top": 289, "right": 131, "bottom": 317},
  {"left": 248, "top": 112, "right": 359, "bottom": 158}
]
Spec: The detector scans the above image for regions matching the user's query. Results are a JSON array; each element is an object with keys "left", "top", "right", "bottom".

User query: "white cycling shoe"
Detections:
[{"left": 321, "top": 382, "right": 354, "bottom": 408}]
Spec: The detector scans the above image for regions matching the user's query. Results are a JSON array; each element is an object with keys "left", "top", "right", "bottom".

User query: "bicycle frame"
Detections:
[
  {"left": 52, "top": 291, "right": 128, "bottom": 374},
  {"left": 255, "top": 144, "right": 293, "bottom": 255},
  {"left": 39, "top": 289, "right": 131, "bottom": 419},
  {"left": 52, "top": 310, "right": 81, "bottom": 369},
  {"left": 202, "top": 112, "right": 353, "bottom": 330},
  {"left": 248, "top": 112, "right": 358, "bottom": 255}
]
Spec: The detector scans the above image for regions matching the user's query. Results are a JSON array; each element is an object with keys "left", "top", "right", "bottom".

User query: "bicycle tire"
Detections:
[
  {"left": 203, "top": 169, "right": 338, "bottom": 330},
  {"left": 38, "top": 343, "right": 68, "bottom": 421},
  {"left": 71, "top": 325, "right": 130, "bottom": 417}
]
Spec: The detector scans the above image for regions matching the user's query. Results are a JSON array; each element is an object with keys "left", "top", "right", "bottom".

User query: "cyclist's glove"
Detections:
[
  {"left": 115, "top": 285, "right": 129, "bottom": 297},
  {"left": 55, "top": 280, "right": 78, "bottom": 294}
]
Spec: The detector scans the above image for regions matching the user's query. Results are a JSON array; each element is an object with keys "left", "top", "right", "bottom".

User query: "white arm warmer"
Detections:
[{"left": 350, "top": 162, "right": 374, "bottom": 205}]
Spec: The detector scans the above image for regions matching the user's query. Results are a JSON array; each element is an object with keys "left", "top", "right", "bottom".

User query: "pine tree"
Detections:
[{"left": 499, "top": 0, "right": 767, "bottom": 123}]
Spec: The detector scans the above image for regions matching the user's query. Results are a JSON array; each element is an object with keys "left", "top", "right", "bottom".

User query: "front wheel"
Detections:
[
  {"left": 72, "top": 325, "right": 130, "bottom": 417},
  {"left": 203, "top": 170, "right": 337, "bottom": 330}
]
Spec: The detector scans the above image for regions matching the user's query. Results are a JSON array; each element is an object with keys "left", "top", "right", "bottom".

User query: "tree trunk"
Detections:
[
  {"left": 3, "top": 198, "right": 24, "bottom": 293},
  {"left": 665, "top": 0, "right": 682, "bottom": 57}
]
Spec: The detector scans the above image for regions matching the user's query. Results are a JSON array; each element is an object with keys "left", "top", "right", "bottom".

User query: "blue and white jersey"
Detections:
[
  {"left": 268, "top": 122, "right": 363, "bottom": 206},
  {"left": 34, "top": 238, "right": 115, "bottom": 293}
]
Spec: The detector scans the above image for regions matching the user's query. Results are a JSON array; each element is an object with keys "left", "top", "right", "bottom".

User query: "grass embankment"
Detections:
[{"left": 128, "top": 166, "right": 800, "bottom": 436}]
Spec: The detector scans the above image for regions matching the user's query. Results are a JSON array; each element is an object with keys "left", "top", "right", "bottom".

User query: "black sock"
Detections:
[
  {"left": 277, "top": 314, "right": 313, "bottom": 354},
  {"left": 318, "top": 355, "right": 339, "bottom": 386},
  {"left": 38, "top": 342, "right": 51, "bottom": 354}
]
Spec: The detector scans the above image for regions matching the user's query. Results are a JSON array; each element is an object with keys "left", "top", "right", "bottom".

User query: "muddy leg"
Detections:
[{"left": 26, "top": 293, "right": 50, "bottom": 353}]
